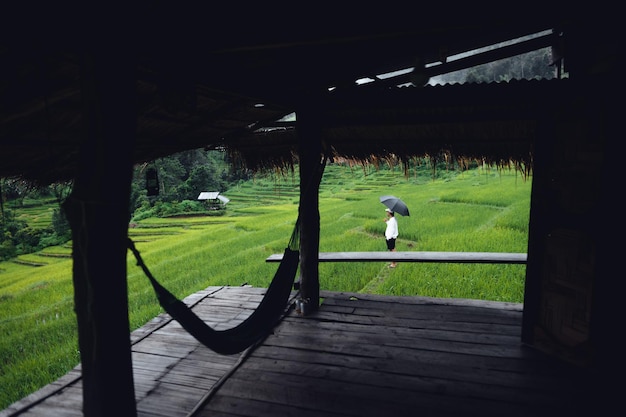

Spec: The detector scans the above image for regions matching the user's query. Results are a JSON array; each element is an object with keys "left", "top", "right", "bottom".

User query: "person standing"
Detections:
[{"left": 384, "top": 208, "right": 398, "bottom": 268}]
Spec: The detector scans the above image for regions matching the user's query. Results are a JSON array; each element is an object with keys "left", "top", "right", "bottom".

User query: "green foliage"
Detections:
[
  {"left": 0, "top": 204, "right": 71, "bottom": 261},
  {"left": 1, "top": 210, "right": 26, "bottom": 261},
  {"left": 51, "top": 208, "right": 71, "bottom": 240},
  {"left": 131, "top": 149, "right": 249, "bottom": 216},
  {"left": 13, "top": 227, "right": 45, "bottom": 251},
  {"left": 131, "top": 199, "right": 208, "bottom": 221},
  {"left": 0, "top": 237, "right": 16, "bottom": 260}
]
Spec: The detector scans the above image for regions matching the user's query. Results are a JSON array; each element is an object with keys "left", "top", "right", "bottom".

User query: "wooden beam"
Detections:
[
  {"left": 62, "top": 47, "right": 138, "bottom": 417},
  {"left": 267, "top": 251, "right": 527, "bottom": 264},
  {"left": 296, "top": 94, "right": 325, "bottom": 313}
]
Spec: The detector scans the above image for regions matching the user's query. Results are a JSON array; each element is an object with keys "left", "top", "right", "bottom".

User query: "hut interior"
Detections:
[{"left": 0, "top": 4, "right": 621, "bottom": 416}]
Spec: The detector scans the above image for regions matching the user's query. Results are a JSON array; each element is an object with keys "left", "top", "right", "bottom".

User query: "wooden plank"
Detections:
[
  {"left": 266, "top": 320, "right": 531, "bottom": 360},
  {"left": 136, "top": 382, "right": 207, "bottom": 417},
  {"left": 320, "top": 290, "right": 524, "bottom": 311},
  {"left": 227, "top": 358, "right": 570, "bottom": 410},
  {"left": 318, "top": 298, "right": 523, "bottom": 323},
  {"left": 251, "top": 345, "right": 573, "bottom": 393},
  {"left": 266, "top": 251, "right": 527, "bottom": 264},
  {"left": 277, "top": 316, "right": 522, "bottom": 346},
  {"left": 207, "top": 372, "right": 557, "bottom": 417},
  {"left": 306, "top": 310, "right": 522, "bottom": 336}
]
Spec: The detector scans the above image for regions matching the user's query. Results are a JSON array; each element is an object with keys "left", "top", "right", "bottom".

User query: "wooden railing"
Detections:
[{"left": 266, "top": 251, "right": 527, "bottom": 264}]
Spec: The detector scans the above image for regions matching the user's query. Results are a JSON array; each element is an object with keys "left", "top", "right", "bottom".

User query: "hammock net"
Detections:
[{"left": 128, "top": 218, "right": 300, "bottom": 355}]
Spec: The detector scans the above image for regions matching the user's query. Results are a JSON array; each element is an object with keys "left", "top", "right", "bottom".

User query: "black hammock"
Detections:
[{"left": 128, "top": 218, "right": 300, "bottom": 355}]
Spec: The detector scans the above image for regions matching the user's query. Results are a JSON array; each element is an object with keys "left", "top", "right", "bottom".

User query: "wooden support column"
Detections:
[
  {"left": 521, "top": 114, "right": 553, "bottom": 345},
  {"left": 296, "top": 96, "right": 325, "bottom": 313},
  {"left": 63, "top": 48, "right": 138, "bottom": 417}
]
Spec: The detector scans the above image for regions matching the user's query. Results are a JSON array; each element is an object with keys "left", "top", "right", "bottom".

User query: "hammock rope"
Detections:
[
  {"left": 128, "top": 218, "right": 300, "bottom": 355},
  {"left": 130, "top": 156, "right": 326, "bottom": 355}
]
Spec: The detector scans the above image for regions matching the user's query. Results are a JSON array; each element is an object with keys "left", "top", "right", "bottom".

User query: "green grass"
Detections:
[
  {"left": 0, "top": 164, "right": 532, "bottom": 409},
  {"left": 5, "top": 199, "right": 59, "bottom": 230}
]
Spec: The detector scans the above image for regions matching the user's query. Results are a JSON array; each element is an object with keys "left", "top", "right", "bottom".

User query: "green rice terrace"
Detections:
[{"left": 0, "top": 163, "right": 532, "bottom": 409}]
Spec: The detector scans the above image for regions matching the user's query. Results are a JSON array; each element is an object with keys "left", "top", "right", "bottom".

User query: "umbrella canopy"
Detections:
[{"left": 380, "top": 195, "right": 410, "bottom": 216}]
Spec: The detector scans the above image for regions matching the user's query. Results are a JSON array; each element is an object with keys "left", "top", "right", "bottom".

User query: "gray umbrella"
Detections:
[{"left": 380, "top": 195, "right": 410, "bottom": 216}]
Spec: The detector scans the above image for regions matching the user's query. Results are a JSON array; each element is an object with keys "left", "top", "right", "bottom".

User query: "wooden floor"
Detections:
[{"left": 1, "top": 286, "right": 597, "bottom": 417}]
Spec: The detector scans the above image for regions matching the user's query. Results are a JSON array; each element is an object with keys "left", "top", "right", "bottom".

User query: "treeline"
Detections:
[{"left": 0, "top": 149, "right": 251, "bottom": 260}]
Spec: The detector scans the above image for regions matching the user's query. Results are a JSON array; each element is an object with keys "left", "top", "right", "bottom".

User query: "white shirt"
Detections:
[{"left": 385, "top": 216, "right": 398, "bottom": 240}]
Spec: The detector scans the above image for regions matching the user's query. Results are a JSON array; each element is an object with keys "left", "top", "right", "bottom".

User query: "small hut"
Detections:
[{"left": 197, "top": 192, "right": 230, "bottom": 210}]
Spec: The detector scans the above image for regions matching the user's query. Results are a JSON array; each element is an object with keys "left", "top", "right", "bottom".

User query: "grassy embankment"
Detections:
[{"left": 0, "top": 164, "right": 531, "bottom": 409}]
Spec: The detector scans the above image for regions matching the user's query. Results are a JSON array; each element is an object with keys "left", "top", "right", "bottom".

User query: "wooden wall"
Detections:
[{"left": 523, "top": 37, "right": 618, "bottom": 376}]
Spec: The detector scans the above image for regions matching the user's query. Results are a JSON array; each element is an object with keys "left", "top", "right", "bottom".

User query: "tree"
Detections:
[
  {"left": 176, "top": 164, "right": 223, "bottom": 200},
  {"left": 0, "top": 178, "right": 37, "bottom": 207}
]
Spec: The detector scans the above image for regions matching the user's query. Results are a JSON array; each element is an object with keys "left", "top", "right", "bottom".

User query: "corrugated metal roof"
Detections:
[{"left": 197, "top": 192, "right": 220, "bottom": 200}]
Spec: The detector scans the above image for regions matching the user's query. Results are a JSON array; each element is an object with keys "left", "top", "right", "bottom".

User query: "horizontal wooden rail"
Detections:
[{"left": 266, "top": 251, "right": 527, "bottom": 264}]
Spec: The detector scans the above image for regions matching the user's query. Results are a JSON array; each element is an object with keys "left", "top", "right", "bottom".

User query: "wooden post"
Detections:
[
  {"left": 63, "top": 48, "right": 138, "bottom": 417},
  {"left": 296, "top": 96, "right": 324, "bottom": 313},
  {"left": 521, "top": 115, "right": 552, "bottom": 345}
]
